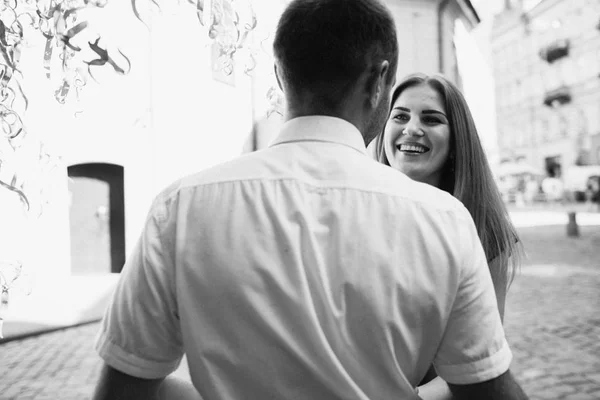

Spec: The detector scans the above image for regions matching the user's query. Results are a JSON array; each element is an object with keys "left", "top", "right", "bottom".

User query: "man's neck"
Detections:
[{"left": 284, "top": 107, "right": 367, "bottom": 139}]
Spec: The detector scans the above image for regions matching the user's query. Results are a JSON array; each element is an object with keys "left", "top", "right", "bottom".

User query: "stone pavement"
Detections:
[
  {"left": 1, "top": 213, "right": 599, "bottom": 400},
  {"left": 503, "top": 222, "right": 600, "bottom": 400},
  {"left": 0, "top": 324, "right": 102, "bottom": 400},
  {"left": 0, "top": 275, "right": 119, "bottom": 344}
]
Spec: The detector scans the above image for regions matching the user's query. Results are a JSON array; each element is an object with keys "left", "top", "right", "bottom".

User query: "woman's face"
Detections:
[{"left": 383, "top": 83, "right": 451, "bottom": 188}]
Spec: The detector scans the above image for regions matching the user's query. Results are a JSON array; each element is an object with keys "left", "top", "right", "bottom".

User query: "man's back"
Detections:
[{"left": 105, "top": 117, "right": 507, "bottom": 399}]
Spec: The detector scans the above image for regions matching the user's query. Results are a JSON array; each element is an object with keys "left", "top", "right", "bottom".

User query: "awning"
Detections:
[{"left": 496, "top": 162, "right": 544, "bottom": 177}]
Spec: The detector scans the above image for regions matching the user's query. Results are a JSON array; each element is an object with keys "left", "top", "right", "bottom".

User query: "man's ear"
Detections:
[
  {"left": 367, "top": 60, "right": 390, "bottom": 108},
  {"left": 274, "top": 64, "right": 284, "bottom": 91}
]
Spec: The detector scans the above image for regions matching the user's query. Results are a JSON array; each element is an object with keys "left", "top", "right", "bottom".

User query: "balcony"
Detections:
[
  {"left": 539, "top": 39, "right": 570, "bottom": 63},
  {"left": 543, "top": 86, "right": 571, "bottom": 107}
]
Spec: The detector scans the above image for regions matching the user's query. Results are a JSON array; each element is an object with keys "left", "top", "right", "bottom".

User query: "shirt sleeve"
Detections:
[
  {"left": 94, "top": 194, "right": 184, "bottom": 379},
  {"left": 433, "top": 208, "right": 513, "bottom": 385}
]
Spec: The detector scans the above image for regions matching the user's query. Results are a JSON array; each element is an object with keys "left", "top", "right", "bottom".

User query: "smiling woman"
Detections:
[
  {"left": 371, "top": 72, "right": 521, "bottom": 275},
  {"left": 369, "top": 72, "right": 523, "bottom": 391}
]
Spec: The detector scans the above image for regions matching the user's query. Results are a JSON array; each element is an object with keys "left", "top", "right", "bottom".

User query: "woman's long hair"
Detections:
[{"left": 371, "top": 73, "right": 522, "bottom": 288}]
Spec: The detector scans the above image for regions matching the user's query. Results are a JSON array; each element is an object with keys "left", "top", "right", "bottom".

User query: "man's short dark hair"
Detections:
[{"left": 273, "top": 0, "right": 398, "bottom": 107}]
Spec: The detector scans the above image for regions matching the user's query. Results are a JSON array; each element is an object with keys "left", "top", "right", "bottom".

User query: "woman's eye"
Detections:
[
  {"left": 423, "top": 117, "right": 440, "bottom": 124},
  {"left": 393, "top": 114, "right": 409, "bottom": 122}
]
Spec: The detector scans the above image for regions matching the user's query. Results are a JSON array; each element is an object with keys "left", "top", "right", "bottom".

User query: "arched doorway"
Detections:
[{"left": 68, "top": 163, "right": 125, "bottom": 274}]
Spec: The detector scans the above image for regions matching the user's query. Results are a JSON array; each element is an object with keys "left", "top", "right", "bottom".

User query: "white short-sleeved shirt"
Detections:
[{"left": 95, "top": 116, "right": 512, "bottom": 400}]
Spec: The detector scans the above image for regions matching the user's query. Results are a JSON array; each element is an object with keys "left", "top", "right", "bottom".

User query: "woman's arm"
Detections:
[
  {"left": 417, "top": 377, "right": 454, "bottom": 400},
  {"left": 489, "top": 255, "right": 508, "bottom": 323},
  {"left": 92, "top": 364, "right": 202, "bottom": 400},
  {"left": 417, "top": 255, "right": 509, "bottom": 399}
]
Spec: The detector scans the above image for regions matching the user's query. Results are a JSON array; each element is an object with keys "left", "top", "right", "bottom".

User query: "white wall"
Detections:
[
  {"left": 455, "top": 19, "right": 500, "bottom": 158},
  {"left": 5, "top": 0, "right": 260, "bottom": 279},
  {"left": 389, "top": 0, "right": 440, "bottom": 79},
  {"left": 148, "top": 8, "right": 254, "bottom": 191},
  {"left": 69, "top": 1, "right": 258, "bottom": 256}
]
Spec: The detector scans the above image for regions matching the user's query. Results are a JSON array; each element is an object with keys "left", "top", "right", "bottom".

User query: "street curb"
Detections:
[{"left": 0, "top": 318, "right": 101, "bottom": 345}]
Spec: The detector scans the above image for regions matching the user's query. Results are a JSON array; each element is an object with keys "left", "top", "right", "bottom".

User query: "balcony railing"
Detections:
[
  {"left": 539, "top": 39, "right": 570, "bottom": 63},
  {"left": 543, "top": 86, "right": 571, "bottom": 107}
]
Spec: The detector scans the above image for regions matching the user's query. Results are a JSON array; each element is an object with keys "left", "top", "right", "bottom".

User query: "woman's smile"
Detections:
[{"left": 396, "top": 142, "right": 431, "bottom": 155}]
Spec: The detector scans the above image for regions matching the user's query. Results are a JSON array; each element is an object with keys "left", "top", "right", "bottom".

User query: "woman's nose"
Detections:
[{"left": 404, "top": 120, "right": 424, "bottom": 137}]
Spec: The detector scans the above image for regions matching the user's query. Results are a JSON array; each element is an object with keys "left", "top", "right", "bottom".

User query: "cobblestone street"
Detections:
[
  {"left": 1, "top": 214, "right": 599, "bottom": 399},
  {"left": 504, "top": 222, "right": 600, "bottom": 400}
]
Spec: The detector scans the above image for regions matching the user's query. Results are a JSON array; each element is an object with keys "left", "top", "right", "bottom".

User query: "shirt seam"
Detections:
[
  {"left": 269, "top": 138, "right": 367, "bottom": 155},
  {"left": 156, "top": 177, "right": 465, "bottom": 217}
]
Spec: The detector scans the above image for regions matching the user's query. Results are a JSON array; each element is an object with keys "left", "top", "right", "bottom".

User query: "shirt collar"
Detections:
[{"left": 269, "top": 116, "right": 367, "bottom": 155}]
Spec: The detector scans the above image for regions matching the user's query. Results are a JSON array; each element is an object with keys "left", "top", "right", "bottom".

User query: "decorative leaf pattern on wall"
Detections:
[
  {"left": 0, "top": 0, "right": 129, "bottom": 331},
  {"left": 0, "top": 0, "right": 129, "bottom": 208},
  {"left": 132, "top": 0, "right": 258, "bottom": 76}
]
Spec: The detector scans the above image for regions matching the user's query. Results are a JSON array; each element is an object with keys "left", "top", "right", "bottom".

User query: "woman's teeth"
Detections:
[{"left": 398, "top": 144, "right": 429, "bottom": 154}]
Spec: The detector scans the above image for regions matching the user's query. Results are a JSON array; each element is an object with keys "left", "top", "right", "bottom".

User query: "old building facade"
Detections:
[{"left": 491, "top": 0, "right": 600, "bottom": 177}]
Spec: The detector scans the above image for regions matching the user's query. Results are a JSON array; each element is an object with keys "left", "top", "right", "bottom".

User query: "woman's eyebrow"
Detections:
[
  {"left": 392, "top": 106, "right": 446, "bottom": 118},
  {"left": 422, "top": 110, "right": 447, "bottom": 117}
]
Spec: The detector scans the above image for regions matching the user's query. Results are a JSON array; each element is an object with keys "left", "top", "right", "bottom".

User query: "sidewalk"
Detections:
[
  {"left": 509, "top": 209, "right": 600, "bottom": 229},
  {"left": 0, "top": 274, "right": 119, "bottom": 344},
  {"left": 506, "top": 200, "right": 600, "bottom": 214}
]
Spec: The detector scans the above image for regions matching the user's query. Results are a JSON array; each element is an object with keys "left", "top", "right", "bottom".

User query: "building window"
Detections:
[
  {"left": 544, "top": 86, "right": 572, "bottom": 107},
  {"left": 539, "top": 39, "right": 570, "bottom": 64}
]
